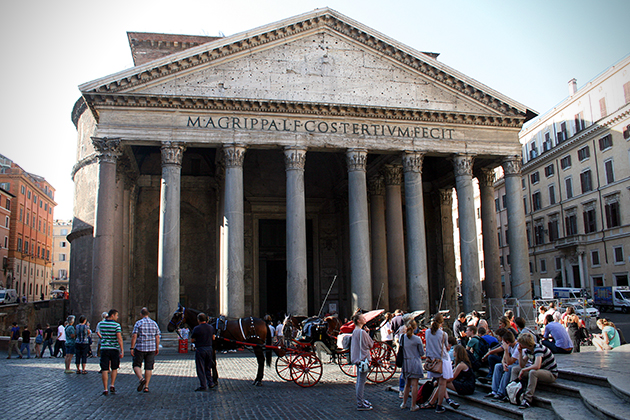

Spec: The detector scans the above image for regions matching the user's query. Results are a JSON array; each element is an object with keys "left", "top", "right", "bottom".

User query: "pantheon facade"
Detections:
[{"left": 69, "top": 9, "right": 535, "bottom": 329}]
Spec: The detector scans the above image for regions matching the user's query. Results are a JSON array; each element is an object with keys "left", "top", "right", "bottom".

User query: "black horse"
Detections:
[{"left": 167, "top": 306, "right": 284, "bottom": 386}]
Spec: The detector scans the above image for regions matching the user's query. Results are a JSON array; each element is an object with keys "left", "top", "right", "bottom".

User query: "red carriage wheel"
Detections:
[
  {"left": 339, "top": 360, "right": 357, "bottom": 377},
  {"left": 275, "top": 353, "right": 295, "bottom": 382},
  {"left": 290, "top": 354, "right": 323, "bottom": 387},
  {"left": 367, "top": 341, "right": 396, "bottom": 383}
]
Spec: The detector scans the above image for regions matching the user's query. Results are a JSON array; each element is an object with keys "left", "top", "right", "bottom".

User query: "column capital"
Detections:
[
  {"left": 477, "top": 167, "right": 496, "bottom": 187},
  {"left": 502, "top": 155, "right": 522, "bottom": 176},
  {"left": 161, "top": 142, "right": 186, "bottom": 166},
  {"left": 452, "top": 154, "right": 474, "bottom": 177},
  {"left": 284, "top": 147, "right": 307, "bottom": 171},
  {"left": 439, "top": 188, "right": 453, "bottom": 206},
  {"left": 223, "top": 145, "right": 247, "bottom": 168},
  {"left": 383, "top": 164, "right": 403, "bottom": 185},
  {"left": 402, "top": 151, "right": 424, "bottom": 173},
  {"left": 346, "top": 148, "right": 368, "bottom": 172},
  {"left": 368, "top": 175, "right": 385, "bottom": 196},
  {"left": 91, "top": 137, "right": 122, "bottom": 163}
]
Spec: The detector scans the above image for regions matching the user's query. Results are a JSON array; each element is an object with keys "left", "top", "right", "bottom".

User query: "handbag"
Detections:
[
  {"left": 396, "top": 336, "right": 404, "bottom": 368},
  {"left": 423, "top": 332, "right": 445, "bottom": 374}
]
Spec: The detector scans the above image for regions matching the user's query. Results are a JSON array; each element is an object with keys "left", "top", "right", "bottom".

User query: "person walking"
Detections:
[
  {"left": 351, "top": 313, "right": 374, "bottom": 411},
  {"left": 130, "top": 307, "right": 161, "bottom": 393},
  {"left": 64, "top": 316, "right": 76, "bottom": 373},
  {"left": 97, "top": 309, "right": 124, "bottom": 396},
  {"left": 34, "top": 324, "right": 44, "bottom": 358},
  {"left": 399, "top": 319, "right": 424, "bottom": 411},
  {"left": 95, "top": 311, "right": 108, "bottom": 357},
  {"left": 421, "top": 313, "right": 452, "bottom": 414},
  {"left": 20, "top": 325, "right": 31, "bottom": 358},
  {"left": 54, "top": 321, "right": 66, "bottom": 358},
  {"left": 42, "top": 324, "right": 55, "bottom": 358},
  {"left": 191, "top": 312, "right": 216, "bottom": 392},
  {"left": 74, "top": 316, "right": 91, "bottom": 374},
  {"left": 7, "top": 322, "right": 21, "bottom": 359}
]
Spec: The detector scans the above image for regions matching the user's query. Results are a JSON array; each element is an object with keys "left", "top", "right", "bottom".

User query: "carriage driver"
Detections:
[{"left": 191, "top": 312, "right": 217, "bottom": 391}]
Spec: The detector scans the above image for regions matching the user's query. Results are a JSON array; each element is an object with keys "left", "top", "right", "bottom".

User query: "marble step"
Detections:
[{"left": 448, "top": 388, "right": 556, "bottom": 420}]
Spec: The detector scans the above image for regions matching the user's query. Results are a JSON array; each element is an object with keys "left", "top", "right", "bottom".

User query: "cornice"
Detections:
[
  {"left": 82, "top": 92, "right": 525, "bottom": 128},
  {"left": 80, "top": 9, "right": 530, "bottom": 120}
]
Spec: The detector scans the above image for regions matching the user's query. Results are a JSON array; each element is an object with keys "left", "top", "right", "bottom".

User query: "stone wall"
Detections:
[{"left": 0, "top": 300, "right": 67, "bottom": 336}]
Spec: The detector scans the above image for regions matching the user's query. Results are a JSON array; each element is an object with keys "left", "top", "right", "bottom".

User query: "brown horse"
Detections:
[
  {"left": 167, "top": 306, "right": 284, "bottom": 386},
  {"left": 282, "top": 315, "right": 342, "bottom": 340}
]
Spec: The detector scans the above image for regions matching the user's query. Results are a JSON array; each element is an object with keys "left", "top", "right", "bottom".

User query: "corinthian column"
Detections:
[
  {"left": 477, "top": 168, "right": 502, "bottom": 301},
  {"left": 285, "top": 147, "right": 308, "bottom": 316},
  {"left": 91, "top": 137, "right": 122, "bottom": 324},
  {"left": 368, "top": 175, "right": 388, "bottom": 310},
  {"left": 502, "top": 156, "right": 532, "bottom": 300},
  {"left": 403, "top": 152, "right": 429, "bottom": 311},
  {"left": 453, "top": 155, "right": 482, "bottom": 313},
  {"left": 383, "top": 164, "right": 407, "bottom": 310},
  {"left": 346, "top": 149, "right": 372, "bottom": 311},
  {"left": 157, "top": 142, "right": 186, "bottom": 330},
  {"left": 440, "top": 189, "right": 459, "bottom": 314},
  {"left": 223, "top": 145, "right": 246, "bottom": 318}
]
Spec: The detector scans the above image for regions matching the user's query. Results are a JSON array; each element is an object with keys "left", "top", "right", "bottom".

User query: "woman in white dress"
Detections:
[{"left": 421, "top": 313, "right": 453, "bottom": 414}]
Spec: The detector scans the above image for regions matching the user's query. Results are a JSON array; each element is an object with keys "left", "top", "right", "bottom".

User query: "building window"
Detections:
[
  {"left": 615, "top": 274, "right": 629, "bottom": 286},
  {"left": 26, "top": 213, "right": 29, "bottom": 224},
  {"left": 497, "top": 229, "right": 502, "bottom": 247},
  {"left": 532, "top": 192, "right": 541, "bottom": 211},
  {"left": 534, "top": 222, "right": 545, "bottom": 245},
  {"left": 27, "top": 190, "right": 31, "bottom": 199},
  {"left": 24, "top": 241, "right": 29, "bottom": 254},
  {"left": 17, "top": 238, "right": 22, "bottom": 252},
  {"left": 565, "top": 177, "right": 573, "bottom": 199},
  {"left": 495, "top": 198, "right": 500, "bottom": 212},
  {"left": 560, "top": 155, "right": 572, "bottom": 169},
  {"left": 555, "top": 257, "right": 562, "bottom": 271},
  {"left": 540, "top": 259, "right": 547, "bottom": 273},
  {"left": 529, "top": 261, "right": 533, "bottom": 274},
  {"left": 544, "top": 164, "right": 554, "bottom": 177},
  {"left": 543, "top": 132, "right": 552, "bottom": 151},
  {"left": 565, "top": 212, "right": 578, "bottom": 236},
  {"left": 604, "top": 159, "right": 615, "bottom": 184},
  {"left": 593, "top": 276, "right": 604, "bottom": 287},
  {"left": 19, "top": 208, "right": 22, "bottom": 221},
  {"left": 549, "top": 185, "right": 556, "bottom": 205},
  {"left": 46, "top": 249, "right": 49, "bottom": 260},
  {"left": 44, "top": 203, "right": 47, "bottom": 211},
  {"left": 522, "top": 178, "right": 526, "bottom": 189},
  {"left": 580, "top": 170, "right": 593, "bottom": 193},
  {"left": 60, "top": 241, "right": 66, "bottom": 248},
  {"left": 5, "top": 198, "right": 9, "bottom": 210},
  {"left": 624, "top": 81, "right": 630, "bottom": 104},
  {"left": 605, "top": 201, "right": 621, "bottom": 228},
  {"left": 502, "top": 194, "right": 507, "bottom": 209},
  {"left": 530, "top": 171, "right": 540, "bottom": 184},
  {"left": 613, "top": 246, "right": 624, "bottom": 264},
  {"left": 583, "top": 208, "right": 597, "bottom": 233},
  {"left": 575, "top": 112, "right": 585, "bottom": 133},
  {"left": 558, "top": 122, "right": 568, "bottom": 143},
  {"left": 499, "top": 256, "right": 504, "bottom": 266},
  {"left": 4, "top": 216, "right": 8, "bottom": 227},
  {"left": 61, "top": 229, "right": 68, "bottom": 235},
  {"left": 3, "top": 237, "right": 7, "bottom": 248},
  {"left": 548, "top": 218, "right": 559, "bottom": 242},
  {"left": 600, "top": 98, "right": 607, "bottom": 118},
  {"left": 21, "top": 185, "right": 25, "bottom": 195},
  {"left": 529, "top": 141, "right": 538, "bottom": 160},
  {"left": 599, "top": 134, "right": 613, "bottom": 151},
  {"left": 591, "top": 250, "right": 600, "bottom": 267},
  {"left": 523, "top": 197, "right": 528, "bottom": 213},
  {"left": 577, "top": 145, "right": 590, "bottom": 161},
  {"left": 59, "top": 254, "right": 66, "bottom": 262}
]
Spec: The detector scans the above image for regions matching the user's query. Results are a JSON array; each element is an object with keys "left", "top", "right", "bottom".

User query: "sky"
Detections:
[{"left": 0, "top": 0, "right": 628, "bottom": 220}]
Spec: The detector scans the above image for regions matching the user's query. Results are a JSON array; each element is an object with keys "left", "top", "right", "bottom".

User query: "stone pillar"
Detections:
[
  {"left": 368, "top": 175, "right": 388, "bottom": 310},
  {"left": 402, "top": 152, "right": 429, "bottom": 311},
  {"left": 440, "top": 188, "right": 459, "bottom": 314},
  {"left": 157, "top": 142, "right": 186, "bottom": 331},
  {"left": 560, "top": 257, "right": 567, "bottom": 287},
  {"left": 90, "top": 137, "right": 122, "bottom": 324},
  {"left": 346, "top": 149, "right": 372, "bottom": 311},
  {"left": 453, "top": 155, "right": 482, "bottom": 313},
  {"left": 502, "top": 156, "right": 532, "bottom": 300},
  {"left": 383, "top": 164, "right": 407, "bottom": 311},
  {"left": 578, "top": 251, "right": 585, "bottom": 289},
  {"left": 112, "top": 175, "right": 124, "bottom": 313},
  {"left": 223, "top": 145, "right": 246, "bottom": 318},
  {"left": 284, "top": 147, "right": 308, "bottom": 317},
  {"left": 478, "top": 168, "right": 502, "bottom": 301},
  {"left": 121, "top": 186, "right": 131, "bottom": 327}
]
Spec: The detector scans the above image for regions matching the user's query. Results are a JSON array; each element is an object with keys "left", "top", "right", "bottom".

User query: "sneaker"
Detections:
[
  {"left": 357, "top": 406, "right": 373, "bottom": 411},
  {"left": 519, "top": 400, "right": 530, "bottom": 409},
  {"left": 435, "top": 405, "right": 446, "bottom": 414},
  {"left": 446, "top": 398, "right": 460, "bottom": 409},
  {"left": 398, "top": 390, "right": 404, "bottom": 398},
  {"left": 400, "top": 402, "right": 406, "bottom": 409},
  {"left": 102, "top": 390, "right": 108, "bottom": 396},
  {"left": 484, "top": 392, "right": 496, "bottom": 398},
  {"left": 109, "top": 386, "right": 116, "bottom": 394},
  {"left": 64, "top": 370, "right": 74, "bottom": 374},
  {"left": 492, "top": 393, "right": 503, "bottom": 400},
  {"left": 363, "top": 400, "right": 372, "bottom": 408},
  {"left": 501, "top": 396, "right": 510, "bottom": 403},
  {"left": 410, "top": 405, "right": 420, "bottom": 412}
]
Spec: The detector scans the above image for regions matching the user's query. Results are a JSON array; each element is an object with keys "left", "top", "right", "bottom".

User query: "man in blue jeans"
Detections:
[
  {"left": 7, "top": 322, "right": 20, "bottom": 359},
  {"left": 485, "top": 330, "right": 520, "bottom": 400}
]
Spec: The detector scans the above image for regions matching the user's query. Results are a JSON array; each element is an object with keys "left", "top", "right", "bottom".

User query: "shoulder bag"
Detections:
[{"left": 423, "top": 332, "right": 445, "bottom": 374}]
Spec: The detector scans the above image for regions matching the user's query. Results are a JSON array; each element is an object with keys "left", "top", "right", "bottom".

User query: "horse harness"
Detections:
[{"left": 214, "top": 316, "right": 261, "bottom": 342}]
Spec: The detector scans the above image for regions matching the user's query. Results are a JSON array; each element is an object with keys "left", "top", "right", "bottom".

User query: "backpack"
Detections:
[
  {"left": 417, "top": 380, "right": 436, "bottom": 404},
  {"left": 506, "top": 379, "right": 527, "bottom": 405},
  {"left": 466, "top": 348, "right": 481, "bottom": 371},
  {"left": 475, "top": 336, "right": 490, "bottom": 359}
]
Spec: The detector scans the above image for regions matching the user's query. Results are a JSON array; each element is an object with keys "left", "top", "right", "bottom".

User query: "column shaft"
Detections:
[
  {"left": 369, "top": 176, "right": 388, "bottom": 310},
  {"left": 453, "top": 155, "right": 482, "bottom": 312},
  {"left": 346, "top": 149, "right": 372, "bottom": 311},
  {"left": 440, "top": 189, "right": 459, "bottom": 314},
  {"left": 502, "top": 157, "right": 532, "bottom": 300},
  {"left": 285, "top": 147, "right": 308, "bottom": 316},
  {"left": 403, "top": 153, "right": 429, "bottom": 311},
  {"left": 112, "top": 176, "right": 124, "bottom": 313},
  {"left": 223, "top": 145, "right": 246, "bottom": 318},
  {"left": 157, "top": 142, "right": 185, "bottom": 330},
  {"left": 478, "top": 168, "right": 502, "bottom": 300},
  {"left": 384, "top": 165, "right": 407, "bottom": 310}
]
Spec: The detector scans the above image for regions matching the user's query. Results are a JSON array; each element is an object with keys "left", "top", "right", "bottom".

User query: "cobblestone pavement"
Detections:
[{"left": 1, "top": 348, "right": 470, "bottom": 420}]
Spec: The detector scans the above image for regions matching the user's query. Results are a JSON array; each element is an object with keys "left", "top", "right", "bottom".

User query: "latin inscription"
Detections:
[{"left": 186, "top": 116, "right": 455, "bottom": 139}]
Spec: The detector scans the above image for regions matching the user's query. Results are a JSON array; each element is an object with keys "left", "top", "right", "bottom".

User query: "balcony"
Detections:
[{"left": 555, "top": 234, "right": 586, "bottom": 249}]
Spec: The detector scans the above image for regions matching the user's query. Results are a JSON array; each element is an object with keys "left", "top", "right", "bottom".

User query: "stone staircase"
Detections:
[{"left": 443, "top": 365, "right": 630, "bottom": 420}]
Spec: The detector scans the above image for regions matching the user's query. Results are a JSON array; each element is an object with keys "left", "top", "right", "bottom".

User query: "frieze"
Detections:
[
  {"left": 383, "top": 164, "right": 403, "bottom": 185},
  {"left": 346, "top": 149, "right": 368, "bottom": 172},
  {"left": 452, "top": 155, "right": 474, "bottom": 177},
  {"left": 284, "top": 147, "right": 307, "bottom": 171},
  {"left": 502, "top": 156, "right": 522, "bottom": 176},
  {"left": 477, "top": 167, "right": 496, "bottom": 187},
  {"left": 92, "top": 137, "right": 122, "bottom": 163},
  {"left": 402, "top": 152, "right": 424, "bottom": 174},
  {"left": 161, "top": 142, "right": 186, "bottom": 166},
  {"left": 223, "top": 145, "right": 246, "bottom": 168}
]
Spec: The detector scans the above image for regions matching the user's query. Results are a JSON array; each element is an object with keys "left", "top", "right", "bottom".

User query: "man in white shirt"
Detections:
[{"left": 54, "top": 321, "right": 66, "bottom": 357}]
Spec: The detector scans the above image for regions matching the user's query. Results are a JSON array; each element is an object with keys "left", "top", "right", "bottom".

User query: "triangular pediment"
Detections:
[{"left": 79, "top": 8, "right": 535, "bottom": 121}]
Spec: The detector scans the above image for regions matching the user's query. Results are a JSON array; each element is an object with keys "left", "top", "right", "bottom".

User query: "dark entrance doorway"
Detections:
[{"left": 572, "top": 265, "right": 581, "bottom": 288}]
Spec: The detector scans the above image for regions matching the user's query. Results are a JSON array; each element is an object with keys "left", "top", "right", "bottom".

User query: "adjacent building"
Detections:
[
  {"left": 0, "top": 154, "right": 56, "bottom": 301},
  {"left": 51, "top": 220, "right": 72, "bottom": 293},
  {"left": 496, "top": 55, "right": 630, "bottom": 298},
  {"left": 0, "top": 187, "right": 14, "bottom": 288}
]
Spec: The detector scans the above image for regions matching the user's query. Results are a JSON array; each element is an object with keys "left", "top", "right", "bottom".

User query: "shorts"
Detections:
[
  {"left": 132, "top": 350, "right": 156, "bottom": 370},
  {"left": 100, "top": 349, "right": 121, "bottom": 371},
  {"left": 65, "top": 344, "right": 76, "bottom": 355}
]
